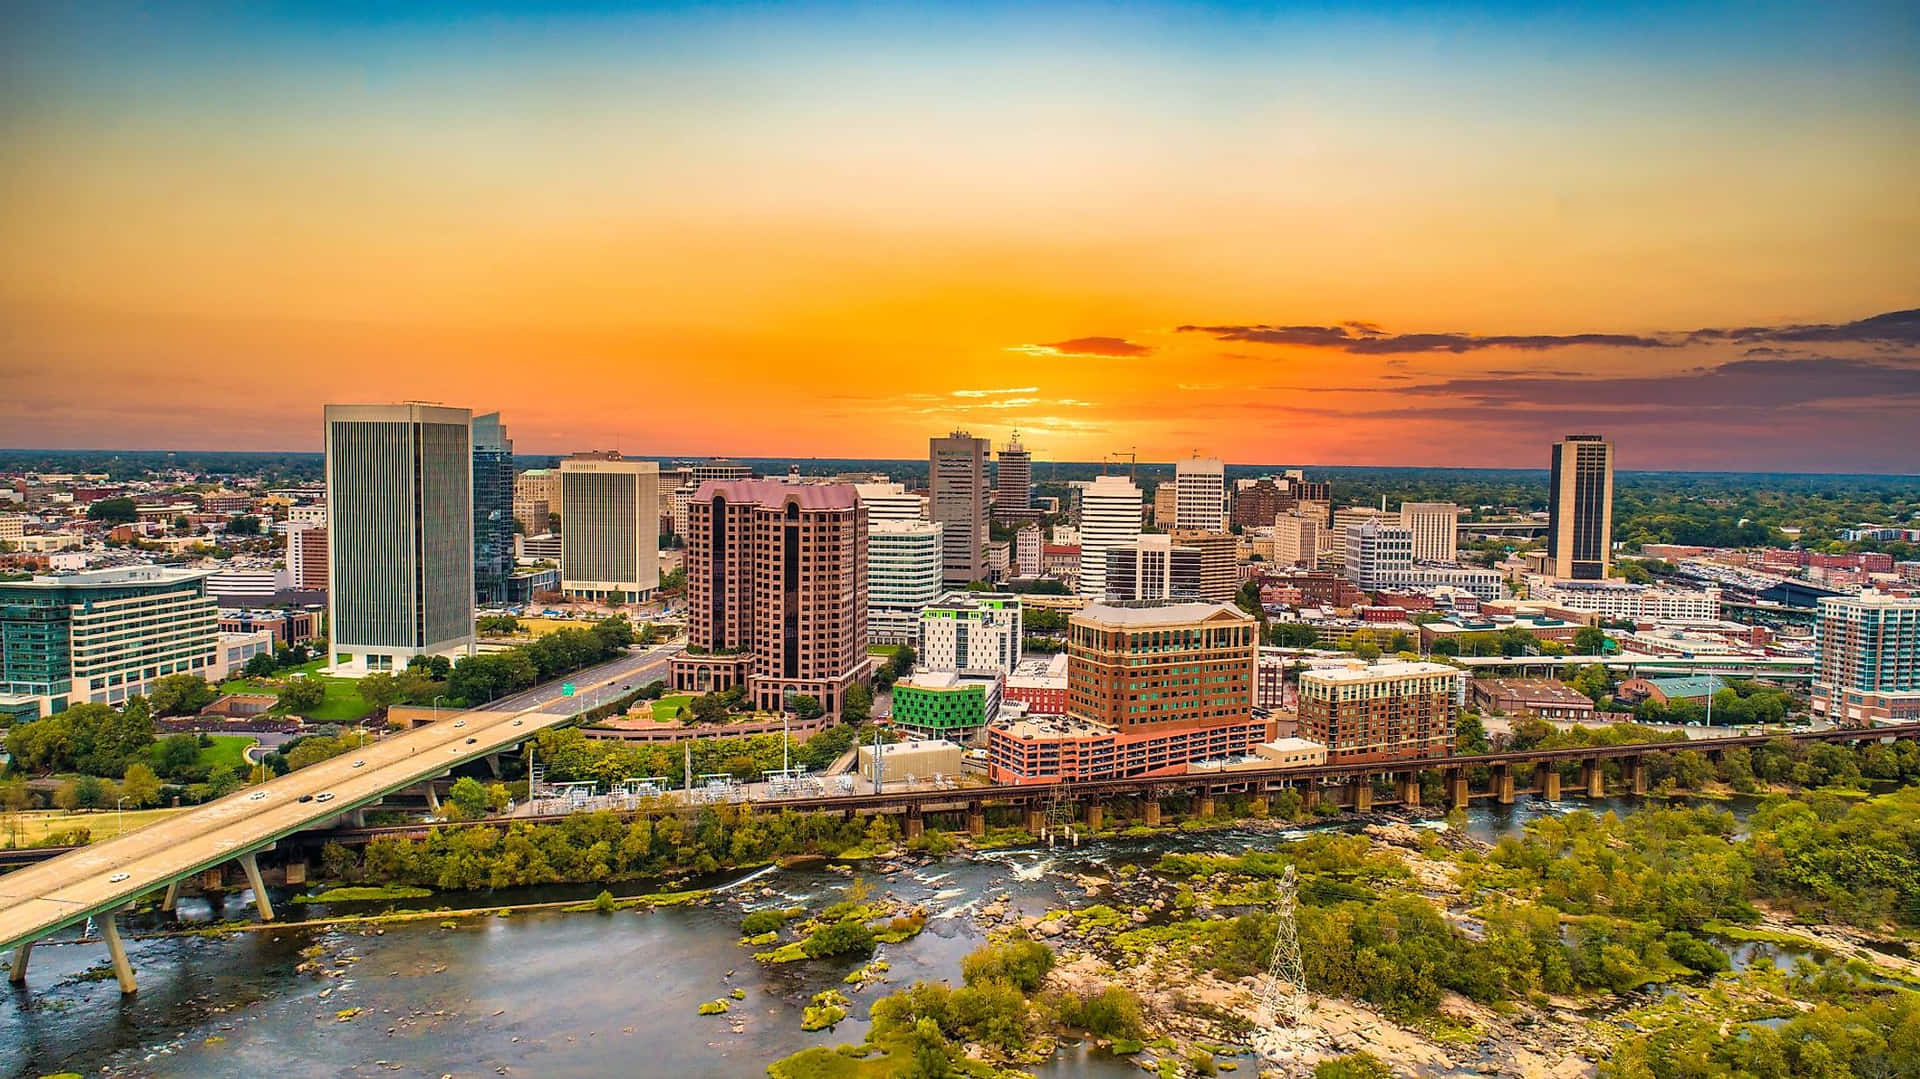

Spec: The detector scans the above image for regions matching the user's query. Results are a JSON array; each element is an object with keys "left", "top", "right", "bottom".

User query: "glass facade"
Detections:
[{"left": 472, "top": 412, "right": 516, "bottom": 606}]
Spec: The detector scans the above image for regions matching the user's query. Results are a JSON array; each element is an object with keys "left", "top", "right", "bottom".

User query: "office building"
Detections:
[
  {"left": 1104, "top": 535, "right": 1201, "bottom": 602},
  {"left": 287, "top": 523, "right": 329, "bottom": 591},
  {"left": 890, "top": 670, "right": 1003, "bottom": 741},
  {"left": 688, "top": 458, "right": 754, "bottom": 486},
  {"left": 1812, "top": 592, "right": 1920, "bottom": 724},
  {"left": 869, "top": 520, "right": 944, "bottom": 646},
  {"left": 513, "top": 468, "right": 560, "bottom": 531},
  {"left": 1327, "top": 506, "right": 1393, "bottom": 568},
  {"left": 1344, "top": 518, "right": 1414, "bottom": 591},
  {"left": 1274, "top": 512, "right": 1327, "bottom": 568},
  {"left": 919, "top": 591, "right": 1022, "bottom": 674},
  {"left": 472, "top": 412, "right": 516, "bottom": 606},
  {"left": 0, "top": 516, "right": 24, "bottom": 545},
  {"left": 987, "top": 602, "right": 1265, "bottom": 783},
  {"left": 1399, "top": 502, "right": 1459, "bottom": 563},
  {"left": 559, "top": 452, "right": 661, "bottom": 604},
  {"left": 670, "top": 480, "right": 868, "bottom": 717},
  {"left": 1231, "top": 477, "right": 1285, "bottom": 529},
  {"left": 1531, "top": 581, "right": 1720, "bottom": 621},
  {"left": 1175, "top": 456, "right": 1227, "bottom": 531},
  {"left": 930, "top": 431, "right": 990, "bottom": 584},
  {"left": 1297, "top": 660, "right": 1460, "bottom": 764},
  {"left": 1014, "top": 524, "right": 1043, "bottom": 578},
  {"left": 1548, "top": 434, "right": 1614, "bottom": 580},
  {"left": 0, "top": 566, "right": 219, "bottom": 721},
  {"left": 1168, "top": 529, "right": 1237, "bottom": 602},
  {"left": 204, "top": 566, "right": 290, "bottom": 606},
  {"left": 324, "top": 403, "right": 476, "bottom": 672},
  {"left": 1078, "top": 474, "right": 1143, "bottom": 599},
  {"left": 994, "top": 433, "right": 1035, "bottom": 523},
  {"left": 1371, "top": 564, "right": 1507, "bottom": 602},
  {"left": 1153, "top": 483, "right": 1179, "bottom": 528},
  {"left": 855, "top": 482, "right": 926, "bottom": 523}
]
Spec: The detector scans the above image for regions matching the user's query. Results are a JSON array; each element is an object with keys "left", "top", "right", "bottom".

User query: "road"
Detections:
[{"left": 0, "top": 645, "right": 674, "bottom": 960}]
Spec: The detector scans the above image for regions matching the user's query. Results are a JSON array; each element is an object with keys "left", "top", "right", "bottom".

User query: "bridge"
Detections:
[
  {"left": 0, "top": 644, "right": 672, "bottom": 993},
  {"left": 1450, "top": 652, "right": 1815, "bottom": 681}
]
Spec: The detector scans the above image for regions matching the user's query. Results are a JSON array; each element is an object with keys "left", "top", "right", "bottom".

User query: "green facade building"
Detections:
[{"left": 0, "top": 566, "right": 218, "bottom": 720}]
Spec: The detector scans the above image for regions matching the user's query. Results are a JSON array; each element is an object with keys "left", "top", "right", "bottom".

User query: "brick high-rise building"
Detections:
[
  {"left": 1548, "top": 434, "right": 1614, "bottom": 581},
  {"left": 1232, "top": 478, "right": 1286, "bottom": 529},
  {"left": 287, "top": 523, "right": 328, "bottom": 591},
  {"left": 1067, "top": 602, "right": 1256, "bottom": 733},
  {"left": 1297, "top": 660, "right": 1460, "bottom": 764},
  {"left": 994, "top": 433, "right": 1035, "bottom": 523},
  {"left": 1812, "top": 591, "right": 1920, "bottom": 724},
  {"left": 670, "top": 480, "right": 869, "bottom": 717}
]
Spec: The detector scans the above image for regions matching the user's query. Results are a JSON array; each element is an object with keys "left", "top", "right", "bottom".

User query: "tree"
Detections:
[
  {"left": 242, "top": 651, "right": 280, "bottom": 678},
  {"left": 1456, "top": 713, "right": 1492, "bottom": 756},
  {"left": 446, "top": 776, "right": 490, "bottom": 820},
  {"left": 118, "top": 763, "right": 163, "bottom": 808},
  {"left": 790, "top": 694, "right": 825, "bottom": 720},
  {"left": 154, "top": 733, "right": 203, "bottom": 781},
  {"left": 1573, "top": 626, "right": 1609, "bottom": 655},
  {"left": 1313, "top": 1052, "right": 1393, "bottom": 1079},
  {"left": 226, "top": 515, "right": 263, "bottom": 536},
  {"left": 842, "top": 683, "right": 873, "bottom": 724},
  {"left": 357, "top": 671, "right": 402, "bottom": 711},
  {"left": 148, "top": 674, "right": 216, "bottom": 717},
  {"left": 86, "top": 497, "right": 137, "bottom": 524},
  {"left": 279, "top": 676, "right": 328, "bottom": 714},
  {"left": 1430, "top": 636, "right": 1460, "bottom": 657},
  {"left": 71, "top": 774, "right": 109, "bottom": 810}
]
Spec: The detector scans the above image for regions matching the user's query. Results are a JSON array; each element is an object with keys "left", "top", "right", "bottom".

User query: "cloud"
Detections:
[
  {"left": 1177, "top": 322, "right": 1671, "bottom": 353},
  {"left": 951, "top": 386, "right": 1038, "bottom": 397},
  {"left": 1384, "top": 355, "right": 1920, "bottom": 410},
  {"left": 1008, "top": 336, "right": 1152, "bottom": 359},
  {"left": 1175, "top": 307, "right": 1919, "bottom": 355}
]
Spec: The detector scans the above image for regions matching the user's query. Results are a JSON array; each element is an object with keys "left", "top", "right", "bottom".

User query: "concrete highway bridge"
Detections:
[
  {"left": 1451, "top": 652, "right": 1815, "bottom": 681},
  {"left": 0, "top": 645, "right": 672, "bottom": 993}
]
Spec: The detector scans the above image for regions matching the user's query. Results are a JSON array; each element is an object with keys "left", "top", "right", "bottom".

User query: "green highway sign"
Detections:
[{"left": 562, "top": 683, "right": 575, "bottom": 697}]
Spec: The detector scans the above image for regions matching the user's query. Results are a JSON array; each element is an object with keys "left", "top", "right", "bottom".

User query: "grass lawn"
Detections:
[
  {"left": 651, "top": 694, "right": 695, "bottom": 721},
  {"left": 216, "top": 671, "right": 374, "bottom": 723},
  {"left": 5, "top": 806, "right": 188, "bottom": 847},
  {"left": 196, "top": 734, "right": 257, "bottom": 773},
  {"left": 866, "top": 644, "right": 902, "bottom": 659}
]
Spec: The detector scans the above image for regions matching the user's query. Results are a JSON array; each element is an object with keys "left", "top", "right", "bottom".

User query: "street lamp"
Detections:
[
  {"left": 116, "top": 796, "right": 128, "bottom": 835},
  {"left": 433, "top": 695, "right": 447, "bottom": 723}
]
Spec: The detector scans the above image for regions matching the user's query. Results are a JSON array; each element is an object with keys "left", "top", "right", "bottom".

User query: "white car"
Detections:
[
  {"left": 248, "top": 791, "right": 269, "bottom": 802},
  {"left": 453, "top": 720, "right": 467, "bottom": 728},
  {"left": 315, "top": 792, "right": 335, "bottom": 804},
  {"left": 351, "top": 760, "right": 366, "bottom": 768},
  {"left": 109, "top": 872, "right": 130, "bottom": 883}
]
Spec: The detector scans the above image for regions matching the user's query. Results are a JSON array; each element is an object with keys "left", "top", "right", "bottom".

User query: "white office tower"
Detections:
[
  {"left": 1175, "top": 456, "right": 1227, "bottom": 530},
  {"left": 1079, "top": 474, "right": 1143, "bottom": 599},
  {"left": 919, "top": 591, "right": 1022, "bottom": 674},
  {"left": 869, "top": 520, "right": 944, "bottom": 645},
  {"left": 325, "top": 403, "right": 475, "bottom": 672},
  {"left": 559, "top": 452, "right": 661, "bottom": 604},
  {"left": 855, "top": 481, "right": 927, "bottom": 522},
  {"left": 1400, "top": 502, "right": 1460, "bottom": 563},
  {"left": 1344, "top": 517, "right": 1414, "bottom": 591}
]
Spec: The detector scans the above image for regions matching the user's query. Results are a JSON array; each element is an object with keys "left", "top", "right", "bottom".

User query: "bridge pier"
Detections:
[
  {"left": 1628, "top": 756, "right": 1647, "bottom": 796},
  {"left": 161, "top": 880, "right": 181, "bottom": 914},
  {"left": 1541, "top": 770, "right": 1562, "bottom": 802},
  {"left": 1302, "top": 781, "right": 1322, "bottom": 810},
  {"left": 1025, "top": 805, "right": 1045, "bottom": 834},
  {"left": 1395, "top": 773, "right": 1420, "bottom": 807},
  {"left": 422, "top": 782, "right": 441, "bottom": 814},
  {"left": 1142, "top": 800, "right": 1161, "bottom": 827},
  {"left": 1350, "top": 781, "right": 1372, "bottom": 813},
  {"left": 238, "top": 851, "right": 275, "bottom": 922},
  {"left": 1494, "top": 764, "right": 1515, "bottom": 805},
  {"left": 967, "top": 803, "right": 985, "bottom": 837},
  {"left": 1085, "top": 801, "right": 1104, "bottom": 832},
  {"left": 8, "top": 941, "right": 30, "bottom": 985},
  {"left": 1447, "top": 770, "right": 1470, "bottom": 810},
  {"left": 1251, "top": 792, "right": 1270, "bottom": 816},
  {"left": 102, "top": 907, "right": 136, "bottom": 995},
  {"left": 1197, "top": 791, "right": 1216, "bottom": 819},
  {"left": 1582, "top": 759, "right": 1604, "bottom": 798},
  {"left": 904, "top": 806, "right": 924, "bottom": 841},
  {"left": 485, "top": 754, "right": 502, "bottom": 778}
]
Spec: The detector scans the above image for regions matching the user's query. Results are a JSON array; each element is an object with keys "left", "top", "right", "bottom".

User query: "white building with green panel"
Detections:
[{"left": 0, "top": 566, "right": 218, "bottom": 720}]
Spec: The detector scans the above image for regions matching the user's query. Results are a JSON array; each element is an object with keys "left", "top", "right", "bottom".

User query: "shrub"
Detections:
[{"left": 801, "top": 919, "right": 876, "bottom": 960}]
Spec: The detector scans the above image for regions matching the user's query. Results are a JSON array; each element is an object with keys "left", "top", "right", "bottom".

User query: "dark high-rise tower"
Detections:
[
  {"left": 994, "top": 432, "right": 1034, "bottom": 523},
  {"left": 930, "top": 431, "right": 989, "bottom": 584},
  {"left": 1548, "top": 434, "right": 1614, "bottom": 580},
  {"left": 472, "top": 412, "right": 515, "bottom": 606}
]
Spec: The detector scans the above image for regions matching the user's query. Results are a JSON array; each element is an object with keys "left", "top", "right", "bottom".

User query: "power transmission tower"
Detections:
[{"left": 1255, "top": 864, "right": 1306, "bottom": 1029}]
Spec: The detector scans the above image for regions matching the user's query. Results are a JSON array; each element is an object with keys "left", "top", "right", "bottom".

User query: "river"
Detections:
[{"left": 0, "top": 791, "right": 1764, "bottom": 1078}]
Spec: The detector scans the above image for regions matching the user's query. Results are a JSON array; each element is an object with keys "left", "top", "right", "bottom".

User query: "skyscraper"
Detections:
[
  {"left": 1548, "top": 434, "right": 1614, "bottom": 580},
  {"left": 324, "top": 403, "right": 475, "bottom": 671},
  {"left": 930, "top": 431, "right": 989, "bottom": 584},
  {"left": 1399, "top": 501, "right": 1459, "bottom": 563},
  {"left": 994, "top": 433, "right": 1034, "bottom": 522},
  {"left": 1343, "top": 517, "right": 1414, "bottom": 591},
  {"left": 512, "top": 468, "right": 560, "bottom": 531},
  {"left": 559, "top": 451, "right": 661, "bottom": 604},
  {"left": 287, "top": 523, "right": 328, "bottom": 591},
  {"left": 472, "top": 412, "right": 515, "bottom": 606},
  {"left": 869, "top": 520, "right": 944, "bottom": 646},
  {"left": 1811, "top": 591, "right": 1920, "bottom": 724},
  {"left": 1174, "top": 456, "right": 1226, "bottom": 531},
  {"left": 854, "top": 481, "right": 926, "bottom": 522},
  {"left": 1079, "top": 474, "right": 1143, "bottom": 599},
  {"left": 670, "top": 480, "right": 868, "bottom": 717}
]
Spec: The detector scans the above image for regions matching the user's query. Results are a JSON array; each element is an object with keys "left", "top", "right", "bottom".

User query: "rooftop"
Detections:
[
  {"left": 693, "top": 478, "right": 861, "bottom": 510},
  {"left": 1301, "top": 660, "right": 1459, "bottom": 683},
  {"left": 10, "top": 565, "right": 212, "bottom": 589},
  {"left": 1074, "top": 601, "right": 1251, "bottom": 629}
]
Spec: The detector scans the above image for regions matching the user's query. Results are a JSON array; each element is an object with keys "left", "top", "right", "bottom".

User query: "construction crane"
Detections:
[{"left": 1104, "top": 448, "right": 1137, "bottom": 481}]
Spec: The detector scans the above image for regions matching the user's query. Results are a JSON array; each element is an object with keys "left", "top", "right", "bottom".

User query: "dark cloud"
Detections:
[
  {"left": 1043, "top": 336, "right": 1152, "bottom": 358},
  {"left": 1176, "top": 323, "right": 1670, "bottom": 353},
  {"left": 1385, "top": 355, "right": 1920, "bottom": 410},
  {"left": 1176, "top": 307, "right": 1919, "bottom": 355}
]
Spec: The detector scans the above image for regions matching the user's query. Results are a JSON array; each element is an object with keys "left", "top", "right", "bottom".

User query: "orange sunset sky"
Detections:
[{"left": 2, "top": 2, "right": 1916, "bottom": 472}]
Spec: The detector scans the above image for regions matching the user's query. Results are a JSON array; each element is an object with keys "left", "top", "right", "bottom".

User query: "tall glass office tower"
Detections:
[{"left": 472, "top": 412, "right": 515, "bottom": 606}]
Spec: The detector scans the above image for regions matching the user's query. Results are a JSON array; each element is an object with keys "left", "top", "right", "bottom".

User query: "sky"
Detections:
[{"left": 2, "top": 1, "right": 1916, "bottom": 472}]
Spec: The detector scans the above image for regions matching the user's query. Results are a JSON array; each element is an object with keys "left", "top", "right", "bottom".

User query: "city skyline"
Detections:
[{"left": 4, "top": 2, "right": 1917, "bottom": 471}]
